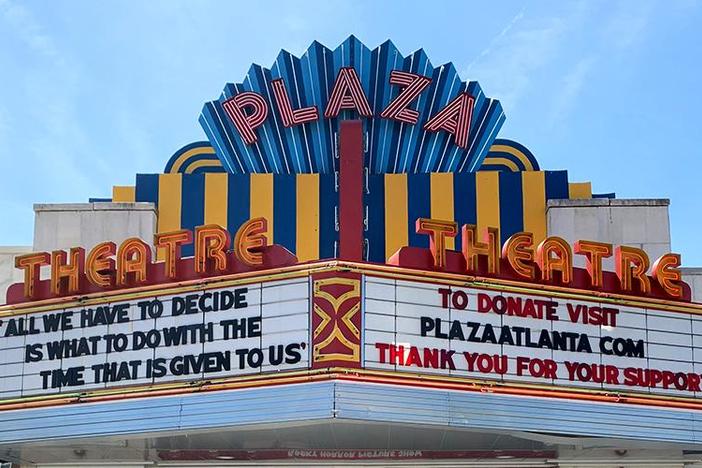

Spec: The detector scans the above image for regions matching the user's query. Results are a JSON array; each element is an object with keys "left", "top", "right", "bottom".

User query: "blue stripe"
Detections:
[
  {"left": 273, "top": 174, "right": 297, "bottom": 253},
  {"left": 365, "top": 175, "right": 385, "bottom": 263},
  {"left": 135, "top": 174, "right": 159, "bottom": 204},
  {"left": 545, "top": 170, "right": 570, "bottom": 200},
  {"left": 263, "top": 62, "right": 292, "bottom": 174},
  {"left": 498, "top": 172, "right": 524, "bottom": 243},
  {"left": 318, "top": 174, "right": 337, "bottom": 259},
  {"left": 180, "top": 174, "right": 205, "bottom": 257},
  {"left": 453, "top": 172, "right": 477, "bottom": 249},
  {"left": 227, "top": 174, "right": 250, "bottom": 236},
  {"left": 191, "top": 165, "right": 226, "bottom": 175},
  {"left": 407, "top": 174, "right": 431, "bottom": 248}
]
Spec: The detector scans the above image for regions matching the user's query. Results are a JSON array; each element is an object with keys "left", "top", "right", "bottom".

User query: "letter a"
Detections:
[
  {"left": 324, "top": 67, "right": 372, "bottom": 118},
  {"left": 423, "top": 92, "right": 475, "bottom": 148}
]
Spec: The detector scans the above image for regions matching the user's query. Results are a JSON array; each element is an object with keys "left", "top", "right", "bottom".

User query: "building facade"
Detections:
[{"left": 1, "top": 37, "right": 702, "bottom": 467}]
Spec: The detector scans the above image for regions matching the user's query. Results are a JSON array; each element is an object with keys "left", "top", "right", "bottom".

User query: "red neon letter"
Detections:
[
  {"left": 222, "top": 92, "right": 269, "bottom": 145},
  {"left": 616, "top": 246, "right": 651, "bottom": 294},
  {"left": 50, "top": 247, "right": 85, "bottom": 296},
  {"left": 324, "top": 67, "right": 372, "bottom": 118},
  {"left": 86, "top": 242, "right": 116, "bottom": 288},
  {"left": 536, "top": 237, "right": 573, "bottom": 284},
  {"left": 574, "top": 240, "right": 612, "bottom": 288},
  {"left": 461, "top": 224, "right": 500, "bottom": 275},
  {"left": 416, "top": 218, "right": 458, "bottom": 269},
  {"left": 502, "top": 232, "right": 536, "bottom": 280},
  {"left": 234, "top": 218, "right": 268, "bottom": 266},
  {"left": 15, "top": 252, "right": 50, "bottom": 299},
  {"left": 652, "top": 253, "right": 683, "bottom": 298},
  {"left": 423, "top": 92, "right": 475, "bottom": 148},
  {"left": 116, "top": 238, "right": 151, "bottom": 286},
  {"left": 194, "top": 225, "right": 231, "bottom": 274},
  {"left": 155, "top": 229, "right": 193, "bottom": 279},
  {"left": 380, "top": 71, "right": 432, "bottom": 124},
  {"left": 271, "top": 78, "right": 318, "bottom": 127}
]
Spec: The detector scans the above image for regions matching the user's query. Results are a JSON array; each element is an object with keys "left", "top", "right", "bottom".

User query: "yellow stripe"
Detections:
[
  {"left": 430, "top": 173, "right": 455, "bottom": 249},
  {"left": 296, "top": 174, "right": 320, "bottom": 262},
  {"left": 250, "top": 173, "right": 274, "bottom": 244},
  {"left": 481, "top": 157, "right": 521, "bottom": 172},
  {"left": 157, "top": 174, "right": 183, "bottom": 260},
  {"left": 488, "top": 144, "right": 536, "bottom": 171},
  {"left": 169, "top": 146, "right": 216, "bottom": 174},
  {"left": 476, "top": 171, "right": 500, "bottom": 239},
  {"left": 522, "top": 171, "right": 547, "bottom": 244},
  {"left": 184, "top": 159, "right": 224, "bottom": 174},
  {"left": 204, "top": 173, "right": 228, "bottom": 228},
  {"left": 384, "top": 174, "right": 409, "bottom": 261},
  {"left": 569, "top": 182, "right": 592, "bottom": 199},
  {"left": 112, "top": 186, "right": 135, "bottom": 202}
]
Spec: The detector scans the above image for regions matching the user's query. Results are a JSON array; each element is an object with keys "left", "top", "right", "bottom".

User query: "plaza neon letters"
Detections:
[{"left": 222, "top": 67, "right": 475, "bottom": 149}]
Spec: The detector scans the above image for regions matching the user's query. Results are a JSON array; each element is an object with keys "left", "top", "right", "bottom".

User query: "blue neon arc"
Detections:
[{"left": 199, "top": 36, "right": 505, "bottom": 175}]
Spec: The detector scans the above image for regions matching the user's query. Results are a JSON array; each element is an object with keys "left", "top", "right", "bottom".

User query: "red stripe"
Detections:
[{"left": 338, "top": 120, "right": 364, "bottom": 260}]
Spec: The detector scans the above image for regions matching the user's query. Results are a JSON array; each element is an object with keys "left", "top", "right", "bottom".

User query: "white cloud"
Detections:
[
  {"left": 464, "top": 8, "right": 525, "bottom": 74},
  {"left": 602, "top": 1, "right": 653, "bottom": 50},
  {"left": 548, "top": 55, "right": 597, "bottom": 126},
  {"left": 0, "top": 0, "right": 58, "bottom": 59},
  {"left": 465, "top": 16, "right": 566, "bottom": 108}
]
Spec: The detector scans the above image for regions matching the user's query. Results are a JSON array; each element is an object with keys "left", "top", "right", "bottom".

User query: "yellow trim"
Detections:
[
  {"left": 204, "top": 173, "right": 228, "bottom": 228},
  {"left": 185, "top": 159, "right": 224, "bottom": 174},
  {"left": 296, "top": 174, "right": 320, "bottom": 262},
  {"left": 430, "top": 172, "right": 455, "bottom": 249},
  {"left": 157, "top": 174, "right": 182, "bottom": 261},
  {"left": 384, "top": 174, "right": 409, "bottom": 261},
  {"left": 488, "top": 144, "right": 536, "bottom": 171},
  {"left": 569, "top": 182, "right": 592, "bottom": 199},
  {"left": 169, "top": 146, "right": 216, "bottom": 174},
  {"left": 112, "top": 186, "right": 135, "bottom": 203},
  {"left": 476, "top": 171, "right": 500, "bottom": 239},
  {"left": 3, "top": 260, "right": 701, "bottom": 317},
  {"left": 522, "top": 171, "right": 547, "bottom": 245},
  {"left": 250, "top": 173, "right": 274, "bottom": 245},
  {"left": 481, "top": 157, "right": 520, "bottom": 172}
]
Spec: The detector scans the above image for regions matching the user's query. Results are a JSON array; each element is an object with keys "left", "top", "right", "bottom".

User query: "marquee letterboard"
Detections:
[
  {"left": 0, "top": 277, "right": 310, "bottom": 399},
  {"left": 363, "top": 275, "right": 702, "bottom": 398}
]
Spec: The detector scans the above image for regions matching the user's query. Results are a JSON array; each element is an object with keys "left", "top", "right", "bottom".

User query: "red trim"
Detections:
[{"left": 338, "top": 120, "right": 364, "bottom": 261}]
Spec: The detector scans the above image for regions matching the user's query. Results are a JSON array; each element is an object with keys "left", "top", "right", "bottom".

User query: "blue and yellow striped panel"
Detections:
[
  {"left": 133, "top": 173, "right": 338, "bottom": 262},
  {"left": 378, "top": 171, "right": 575, "bottom": 261},
  {"left": 133, "top": 170, "right": 581, "bottom": 263}
]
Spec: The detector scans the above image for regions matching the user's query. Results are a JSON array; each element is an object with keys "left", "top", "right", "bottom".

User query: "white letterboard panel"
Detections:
[
  {"left": 0, "top": 278, "right": 310, "bottom": 399},
  {"left": 362, "top": 275, "right": 702, "bottom": 398}
]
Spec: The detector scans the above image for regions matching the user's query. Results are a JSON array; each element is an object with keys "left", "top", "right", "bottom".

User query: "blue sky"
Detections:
[{"left": 0, "top": 1, "right": 700, "bottom": 263}]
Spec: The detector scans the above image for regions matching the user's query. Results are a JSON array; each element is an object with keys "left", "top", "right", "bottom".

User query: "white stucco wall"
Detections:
[
  {"left": 0, "top": 203, "right": 156, "bottom": 305},
  {"left": 0, "top": 246, "right": 32, "bottom": 304},
  {"left": 547, "top": 198, "right": 671, "bottom": 271},
  {"left": 33, "top": 202, "right": 157, "bottom": 252},
  {"left": 682, "top": 268, "right": 702, "bottom": 303}
]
